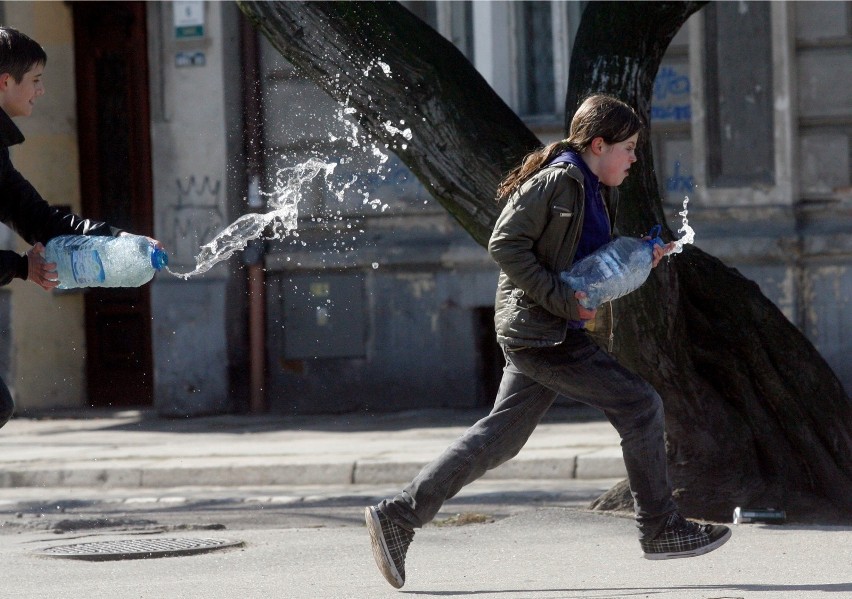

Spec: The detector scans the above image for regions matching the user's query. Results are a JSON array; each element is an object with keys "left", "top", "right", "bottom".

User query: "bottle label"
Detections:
[{"left": 70, "top": 250, "right": 106, "bottom": 285}]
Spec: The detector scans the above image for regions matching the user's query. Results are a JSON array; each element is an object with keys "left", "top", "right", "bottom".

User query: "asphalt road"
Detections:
[
  {"left": 0, "top": 479, "right": 616, "bottom": 535},
  {"left": 1, "top": 480, "right": 850, "bottom": 599}
]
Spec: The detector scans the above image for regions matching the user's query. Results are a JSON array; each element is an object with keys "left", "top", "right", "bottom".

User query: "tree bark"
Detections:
[{"left": 238, "top": 1, "right": 852, "bottom": 522}]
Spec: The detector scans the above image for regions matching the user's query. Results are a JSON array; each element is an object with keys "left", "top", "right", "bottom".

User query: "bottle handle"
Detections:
[{"left": 644, "top": 224, "right": 664, "bottom": 248}]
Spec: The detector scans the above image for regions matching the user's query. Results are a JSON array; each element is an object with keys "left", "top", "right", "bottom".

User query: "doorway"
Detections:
[
  {"left": 475, "top": 307, "right": 503, "bottom": 407},
  {"left": 72, "top": 2, "right": 154, "bottom": 407}
]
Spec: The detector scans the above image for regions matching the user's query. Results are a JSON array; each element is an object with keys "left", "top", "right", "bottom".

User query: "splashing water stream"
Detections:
[
  {"left": 669, "top": 195, "right": 694, "bottom": 255},
  {"left": 168, "top": 159, "right": 336, "bottom": 279},
  {"left": 167, "top": 58, "right": 411, "bottom": 279}
]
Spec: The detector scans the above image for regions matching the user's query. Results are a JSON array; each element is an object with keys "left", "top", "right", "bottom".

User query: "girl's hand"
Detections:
[
  {"left": 652, "top": 242, "right": 676, "bottom": 268},
  {"left": 574, "top": 291, "right": 597, "bottom": 320},
  {"left": 26, "top": 243, "right": 59, "bottom": 291}
]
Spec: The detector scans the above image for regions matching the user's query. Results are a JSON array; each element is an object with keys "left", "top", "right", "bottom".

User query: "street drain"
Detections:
[{"left": 38, "top": 537, "right": 244, "bottom": 561}]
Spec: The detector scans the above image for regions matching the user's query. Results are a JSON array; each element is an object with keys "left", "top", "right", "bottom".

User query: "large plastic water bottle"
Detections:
[
  {"left": 560, "top": 225, "right": 665, "bottom": 309},
  {"left": 44, "top": 234, "right": 168, "bottom": 289}
]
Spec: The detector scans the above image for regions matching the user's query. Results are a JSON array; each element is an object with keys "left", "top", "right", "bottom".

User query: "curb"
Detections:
[{"left": 0, "top": 454, "right": 627, "bottom": 489}]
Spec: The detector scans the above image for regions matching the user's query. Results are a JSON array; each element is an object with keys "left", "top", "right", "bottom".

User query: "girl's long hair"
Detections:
[{"left": 496, "top": 94, "right": 643, "bottom": 202}]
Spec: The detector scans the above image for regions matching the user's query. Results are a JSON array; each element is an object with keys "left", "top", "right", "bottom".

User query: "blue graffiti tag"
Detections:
[
  {"left": 653, "top": 65, "right": 691, "bottom": 122},
  {"left": 666, "top": 161, "right": 694, "bottom": 193},
  {"left": 654, "top": 66, "right": 690, "bottom": 101}
]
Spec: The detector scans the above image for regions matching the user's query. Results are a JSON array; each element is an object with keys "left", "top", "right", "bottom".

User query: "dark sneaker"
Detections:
[
  {"left": 641, "top": 512, "right": 731, "bottom": 560},
  {"left": 365, "top": 505, "right": 415, "bottom": 588}
]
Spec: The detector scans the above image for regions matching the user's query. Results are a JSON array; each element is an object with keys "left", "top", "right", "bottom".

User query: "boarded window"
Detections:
[{"left": 704, "top": 1, "right": 775, "bottom": 187}]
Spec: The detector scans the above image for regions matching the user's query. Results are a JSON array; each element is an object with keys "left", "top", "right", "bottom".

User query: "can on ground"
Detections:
[{"left": 733, "top": 507, "right": 787, "bottom": 524}]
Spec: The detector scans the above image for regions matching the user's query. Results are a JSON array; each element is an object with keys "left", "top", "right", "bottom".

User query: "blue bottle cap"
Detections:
[{"left": 151, "top": 247, "right": 169, "bottom": 270}]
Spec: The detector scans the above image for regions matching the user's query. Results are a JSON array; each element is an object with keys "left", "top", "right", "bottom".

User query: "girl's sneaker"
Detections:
[
  {"left": 641, "top": 512, "right": 731, "bottom": 559},
  {"left": 365, "top": 505, "right": 415, "bottom": 588}
]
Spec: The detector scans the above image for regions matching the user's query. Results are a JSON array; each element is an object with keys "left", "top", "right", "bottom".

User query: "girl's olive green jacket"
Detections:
[{"left": 488, "top": 162, "right": 618, "bottom": 350}]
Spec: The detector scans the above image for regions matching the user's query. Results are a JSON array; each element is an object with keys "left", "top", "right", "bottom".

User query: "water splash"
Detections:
[
  {"left": 169, "top": 159, "right": 336, "bottom": 279},
  {"left": 669, "top": 195, "right": 695, "bottom": 255},
  {"left": 169, "top": 58, "right": 411, "bottom": 278}
]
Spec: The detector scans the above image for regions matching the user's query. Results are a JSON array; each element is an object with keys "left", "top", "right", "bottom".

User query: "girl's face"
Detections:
[
  {"left": 0, "top": 63, "right": 45, "bottom": 117},
  {"left": 595, "top": 133, "right": 639, "bottom": 187}
]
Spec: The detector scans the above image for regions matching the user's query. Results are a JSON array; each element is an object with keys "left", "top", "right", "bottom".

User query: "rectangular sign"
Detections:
[{"left": 174, "top": 1, "right": 205, "bottom": 39}]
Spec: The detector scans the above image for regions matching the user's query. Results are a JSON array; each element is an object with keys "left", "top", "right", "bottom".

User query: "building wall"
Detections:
[
  {"left": 793, "top": 1, "right": 852, "bottom": 391},
  {"left": 2, "top": 2, "right": 87, "bottom": 410},
  {"left": 668, "top": 2, "right": 852, "bottom": 394},
  {"left": 146, "top": 1, "right": 244, "bottom": 416},
  {"left": 0, "top": 1, "right": 847, "bottom": 415},
  {"left": 259, "top": 0, "right": 852, "bottom": 413},
  {"left": 256, "top": 31, "right": 500, "bottom": 413}
]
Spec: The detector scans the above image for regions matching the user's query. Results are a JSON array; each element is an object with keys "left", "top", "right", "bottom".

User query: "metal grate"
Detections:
[{"left": 39, "top": 537, "right": 244, "bottom": 561}]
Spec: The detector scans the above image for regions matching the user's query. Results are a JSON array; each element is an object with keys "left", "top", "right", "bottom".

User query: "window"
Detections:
[
  {"left": 437, "top": 1, "right": 474, "bottom": 62},
  {"left": 703, "top": 1, "right": 774, "bottom": 187},
  {"left": 405, "top": 1, "right": 438, "bottom": 29},
  {"left": 516, "top": 1, "right": 555, "bottom": 117}
]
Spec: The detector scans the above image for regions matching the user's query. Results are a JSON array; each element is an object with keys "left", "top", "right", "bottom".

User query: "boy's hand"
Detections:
[
  {"left": 26, "top": 243, "right": 59, "bottom": 290},
  {"left": 574, "top": 291, "right": 597, "bottom": 320}
]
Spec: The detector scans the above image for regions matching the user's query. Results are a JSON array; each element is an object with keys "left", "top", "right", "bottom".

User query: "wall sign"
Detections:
[{"left": 174, "top": 1, "right": 205, "bottom": 39}]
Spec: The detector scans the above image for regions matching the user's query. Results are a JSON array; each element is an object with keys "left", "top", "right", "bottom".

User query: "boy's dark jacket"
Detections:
[{"left": 0, "top": 107, "right": 118, "bottom": 285}]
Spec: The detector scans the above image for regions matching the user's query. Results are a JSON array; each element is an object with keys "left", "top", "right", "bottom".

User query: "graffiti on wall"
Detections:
[
  {"left": 164, "top": 176, "right": 226, "bottom": 267},
  {"left": 666, "top": 160, "right": 695, "bottom": 194},
  {"left": 652, "top": 64, "right": 691, "bottom": 122}
]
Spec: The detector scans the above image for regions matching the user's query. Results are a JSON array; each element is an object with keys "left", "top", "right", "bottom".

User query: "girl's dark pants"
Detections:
[{"left": 379, "top": 329, "right": 677, "bottom": 541}]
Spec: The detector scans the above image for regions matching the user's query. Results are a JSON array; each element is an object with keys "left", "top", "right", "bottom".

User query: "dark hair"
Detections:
[
  {"left": 496, "top": 94, "right": 642, "bottom": 201},
  {"left": 0, "top": 27, "right": 46, "bottom": 83}
]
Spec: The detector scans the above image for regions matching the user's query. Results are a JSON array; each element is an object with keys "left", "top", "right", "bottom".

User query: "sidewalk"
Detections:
[{"left": 0, "top": 405, "right": 625, "bottom": 489}]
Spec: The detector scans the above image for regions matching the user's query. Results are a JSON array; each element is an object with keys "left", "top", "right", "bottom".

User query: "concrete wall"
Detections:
[
  {"left": 146, "top": 2, "right": 243, "bottom": 416},
  {"left": 793, "top": 1, "right": 852, "bottom": 391},
  {"left": 263, "top": 223, "right": 498, "bottom": 414},
  {"left": 256, "top": 31, "right": 501, "bottom": 413},
  {"left": 645, "top": 3, "right": 852, "bottom": 396},
  {"left": 3, "top": 2, "right": 87, "bottom": 410}
]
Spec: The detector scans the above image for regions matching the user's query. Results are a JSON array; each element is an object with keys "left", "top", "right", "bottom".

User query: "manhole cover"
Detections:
[{"left": 38, "top": 537, "right": 244, "bottom": 561}]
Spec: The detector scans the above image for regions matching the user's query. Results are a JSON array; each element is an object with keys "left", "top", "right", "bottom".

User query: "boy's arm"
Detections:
[
  {"left": 0, "top": 150, "right": 121, "bottom": 286},
  {"left": 0, "top": 249, "right": 27, "bottom": 286},
  {"left": 0, "top": 161, "right": 120, "bottom": 245}
]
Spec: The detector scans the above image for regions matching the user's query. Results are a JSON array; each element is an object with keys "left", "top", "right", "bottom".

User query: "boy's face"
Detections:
[{"left": 0, "top": 63, "right": 45, "bottom": 118}]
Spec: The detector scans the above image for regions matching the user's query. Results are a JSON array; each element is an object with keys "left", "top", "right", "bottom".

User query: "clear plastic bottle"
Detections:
[
  {"left": 44, "top": 234, "right": 168, "bottom": 289},
  {"left": 560, "top": 225, "right": 664, "bottom": 309}
]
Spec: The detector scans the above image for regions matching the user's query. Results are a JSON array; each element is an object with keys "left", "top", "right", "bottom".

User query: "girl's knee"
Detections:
[
  {"left": 609, "top": 386, "right": 664, "bottom": 433},
  {"left": 635, "top": 388, "right": 665, "bottom": 428}
]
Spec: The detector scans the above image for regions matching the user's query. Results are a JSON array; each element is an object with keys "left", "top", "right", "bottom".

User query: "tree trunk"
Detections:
[
  {"left": 238, "top": 1, "right": 852, "bottom": 522},
  {"left": 567, "top": 2, "right": 852, "bottom": 522}
]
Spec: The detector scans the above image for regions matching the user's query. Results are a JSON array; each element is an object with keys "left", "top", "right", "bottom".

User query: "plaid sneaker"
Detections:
[
  {"left": 641, "top": 512, "right": 731, "bottom": 560},
  {"left": 365, "top": 505, "right": 415, "bottom": 588}
]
